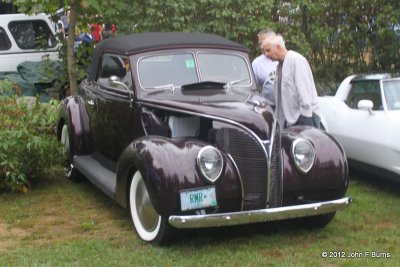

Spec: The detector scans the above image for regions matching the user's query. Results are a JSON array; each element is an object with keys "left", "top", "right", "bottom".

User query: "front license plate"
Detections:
[{"left": 180, "top": 186, "right": 217, "bottom": 211}]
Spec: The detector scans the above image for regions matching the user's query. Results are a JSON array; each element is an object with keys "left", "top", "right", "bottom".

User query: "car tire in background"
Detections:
[{"left": 60, "top": 124, "right": 84, "bottom": 182}]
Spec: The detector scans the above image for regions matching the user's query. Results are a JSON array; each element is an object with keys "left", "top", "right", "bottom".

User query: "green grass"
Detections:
[{"left": 0, "top": 171, "right": 399, "bottom": 267}]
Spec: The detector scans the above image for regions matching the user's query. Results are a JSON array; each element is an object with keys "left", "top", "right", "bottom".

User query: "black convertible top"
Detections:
[{"left": 88, "top": 32, "right": 248, "bottom": 81}]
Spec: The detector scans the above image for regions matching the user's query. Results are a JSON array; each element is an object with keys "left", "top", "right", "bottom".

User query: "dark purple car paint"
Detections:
[{"left": 57, "top": 33, "right": 350, "bottom": 243}]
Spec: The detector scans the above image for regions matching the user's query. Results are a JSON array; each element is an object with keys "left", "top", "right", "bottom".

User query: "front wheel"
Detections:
[{"left": 129, "top": 170, "right": 173, "bottom": 245}]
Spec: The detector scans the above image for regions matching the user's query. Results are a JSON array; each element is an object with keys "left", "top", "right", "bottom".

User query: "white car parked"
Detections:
[
  {"left": 0, "top": 13, "right": 59, "bottom": 72},
  {"left": 318, "top": 73, "right": 400, "bottom": 181}
]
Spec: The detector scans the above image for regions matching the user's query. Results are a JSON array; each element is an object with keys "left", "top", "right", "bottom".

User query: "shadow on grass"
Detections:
[
  {"left": 59, "top": 177, "right": 340, "bottom": 247},
  {"left": 349, "top": 168, "right": 400, "bottom": 197},
  {"left": 173, "top": 220, "right": 311, "bottom": 246}
]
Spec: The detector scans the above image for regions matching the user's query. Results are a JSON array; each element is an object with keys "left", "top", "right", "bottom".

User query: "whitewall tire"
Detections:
[{"left": 129, "top": 170, "right": 172, "bottom": 244}]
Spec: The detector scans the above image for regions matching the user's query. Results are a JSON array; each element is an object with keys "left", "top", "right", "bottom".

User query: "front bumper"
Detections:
[{"left": 169, "top": 197, "right": 351, "bottom": 229}]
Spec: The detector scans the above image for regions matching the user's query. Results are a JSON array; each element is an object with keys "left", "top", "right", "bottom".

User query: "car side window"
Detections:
[
  {"left": 383, "top": 79, "right": 400, "bottom": 110},
  {"left": 0, "top": 27, "right": 11, "bottom": 50},
  {"left": 8, "top": 20, "right": 57, "bottom": 49},
  {"left": 346, "top": 81, "right": 382, "bottom": 110},
  {"left": 97, "top": 54, "right": 132, "bottom": 91}
]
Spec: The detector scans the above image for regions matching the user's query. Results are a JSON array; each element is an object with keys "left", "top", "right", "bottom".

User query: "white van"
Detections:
[{"left": 0, "top": 13, "right": 59, "bottom": 72}]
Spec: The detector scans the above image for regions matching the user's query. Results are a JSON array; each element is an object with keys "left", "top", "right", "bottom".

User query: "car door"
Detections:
[
  {"left": 84, "top": 53, "right": 138, "bottom": 169},
  {"left": 332, "top": 80, "right": 388, "bottom": 168},
  {"left": 381, "top": 78, "right": 400, "bottom": 175}
]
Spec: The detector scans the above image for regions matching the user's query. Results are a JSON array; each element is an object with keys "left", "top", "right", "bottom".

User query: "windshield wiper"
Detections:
[
  {"left": 154, "top": 83, "right": 175, "bottom": 91},
  {"left": 147, "top": 84, "right": 176, "bottom": 95}
]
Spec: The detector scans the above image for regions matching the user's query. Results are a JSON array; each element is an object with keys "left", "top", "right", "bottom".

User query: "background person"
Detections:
[
  {"left": 261, "top": 35, "right": 321, "bottom": 129},
  {"left": 90, "top": 22, "right": 103, "bottom": 43},
  {"left": 252, "top": 29, "right": 278, "bottom": 109}
]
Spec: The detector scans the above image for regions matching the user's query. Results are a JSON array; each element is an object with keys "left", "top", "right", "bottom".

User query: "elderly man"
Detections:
[
  {"left": 252, "top": 29, "right": 278, "bottom": 109},
  {"left": 260, "top": 35, "right": 320, "bottom": 129}
]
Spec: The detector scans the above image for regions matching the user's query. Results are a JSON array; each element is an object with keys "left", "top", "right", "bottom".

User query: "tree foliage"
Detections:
[
  {"left": 271, "top": 0, "right": 400, "bottom": 91},
  {"left": 13, "top": 0, "right": 400, "bottom": 94}
]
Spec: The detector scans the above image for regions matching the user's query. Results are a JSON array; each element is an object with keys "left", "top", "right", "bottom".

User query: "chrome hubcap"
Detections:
[
  {"left": 136, "top": 178, "right": 159, "bottom": 231},
  {"left": 61, "top": 125, "right": 73, "bottom": 177}
]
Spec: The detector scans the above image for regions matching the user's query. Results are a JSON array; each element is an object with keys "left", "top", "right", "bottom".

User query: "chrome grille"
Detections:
[
  {"left": 268, "top": 124, "right": 282, "bottom": 208},
  {"left": 216, "top": 128, "right": 268, "bottom": 210}
]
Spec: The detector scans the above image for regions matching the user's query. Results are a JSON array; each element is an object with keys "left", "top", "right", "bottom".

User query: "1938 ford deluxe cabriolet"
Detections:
[{"left": 57, "top": 32, "right": 351, "bottom": 244}]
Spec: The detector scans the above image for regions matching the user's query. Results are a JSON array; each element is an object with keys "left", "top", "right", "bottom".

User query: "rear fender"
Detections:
[{"left": 57, "top": 96, "right": 93, "bottom": 156}]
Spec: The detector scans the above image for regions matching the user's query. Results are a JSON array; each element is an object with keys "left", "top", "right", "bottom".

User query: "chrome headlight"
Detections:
[
  {"left": 197, "top": 146, "right": 224, "bottom": 183},
  {"left": 291, "top": 138, "right": 315, "bottom": 174}
]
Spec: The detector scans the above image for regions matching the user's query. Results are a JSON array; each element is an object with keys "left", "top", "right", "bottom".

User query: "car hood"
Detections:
[{"left": 140, "top": 89, "right": 274, "bottom": 140}]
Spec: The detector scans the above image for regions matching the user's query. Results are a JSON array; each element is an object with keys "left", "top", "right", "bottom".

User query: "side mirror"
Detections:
[
  {"left": 108, "top": 75, "right": 134, "bottom": 107},
  {"left": 357, "top": 99, "right": 374, "bottom": 115},
  {"left": 357, "top": 99, "right": 373, "bottom": 110},
  {"left": 108, "top": 75, "right": 122, "bottom": 87}
]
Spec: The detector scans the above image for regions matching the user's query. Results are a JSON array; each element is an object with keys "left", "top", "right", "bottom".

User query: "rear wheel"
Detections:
[
  {"left": 129, "top": 170, "right": 173, "bottom": 245},
  {"left": 60, "top": 124, "right": 83, "bottom": 181}
]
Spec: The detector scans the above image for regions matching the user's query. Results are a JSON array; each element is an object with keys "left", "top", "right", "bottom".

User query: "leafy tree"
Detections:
[
  {"left": 129, "top": 0, "right": 275, "bottom": 53},
  {"left": 273, "top": 0, "right": 400, "bottom": 92},
  {"left": 13, "top": 0, "right": 400, "bottom": 95}
]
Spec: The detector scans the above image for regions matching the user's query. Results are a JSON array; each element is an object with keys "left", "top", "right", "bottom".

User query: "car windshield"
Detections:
[
  {"left": 382, "top": 78, "right": 400, "bottom": 110},
  {"left": 137, "top": 52, "right": 251, "bottom": 89},
  {"left": 197, "top": 53, "right": 251, "bottom": 85},
  {"left": 138, "top": 53, "right": 198, "bottom": 89}
]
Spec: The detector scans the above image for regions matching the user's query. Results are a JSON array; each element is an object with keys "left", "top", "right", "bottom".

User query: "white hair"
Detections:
[
  {"left": 269, "top": 35, "right": 286, "bottom": 48},
  {"left": 257, "top": 29, "right": 276, "bottom": 38}
]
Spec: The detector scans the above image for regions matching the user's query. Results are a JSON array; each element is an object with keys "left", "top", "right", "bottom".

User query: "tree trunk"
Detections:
[{"left": 67, "top": 0, "right": 78, "bottom": 95}]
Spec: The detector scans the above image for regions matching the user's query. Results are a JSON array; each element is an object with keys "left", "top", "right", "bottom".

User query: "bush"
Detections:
[
  {"left": 0, "top": 79, "right": 17, "bottom": 95},
  {"left": 0, "top": 94, "right": 63, "bottom": 192}
]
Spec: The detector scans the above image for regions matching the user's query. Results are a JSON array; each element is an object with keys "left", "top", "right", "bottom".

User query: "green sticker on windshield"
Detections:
[{"left": 185, "top": 59, "right": 195, "bottom": 69}]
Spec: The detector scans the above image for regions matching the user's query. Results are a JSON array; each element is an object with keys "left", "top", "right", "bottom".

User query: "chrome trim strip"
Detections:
[
  {"left": 168, "top": 197, "right": 352, "bottom": 229},
  {"left": 226, "top": 154, "right": 244, "bottom": 210},
  {"left": 268, "top": 120, "right": 277, "bottom": 159},
  {"left": 379, "top": 79, "right": 388, "bottom": 112},
  {"left": 0, "top": 50, "right": 58, "bottom": 55},
  {"left": 266, "top": 119, "right": 278, "bottom": 207}
]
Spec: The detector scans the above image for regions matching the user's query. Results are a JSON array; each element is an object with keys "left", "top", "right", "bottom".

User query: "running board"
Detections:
[{"left": 73, "top": 155, "right": 116, "bottom": 199}]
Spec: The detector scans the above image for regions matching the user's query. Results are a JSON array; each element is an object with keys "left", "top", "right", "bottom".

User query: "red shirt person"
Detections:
[{"left": 90, "top": 23, "right": 103, "bottom": 43}]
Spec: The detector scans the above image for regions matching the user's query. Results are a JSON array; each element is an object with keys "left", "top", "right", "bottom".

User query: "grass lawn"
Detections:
[{"left": 0, "top": 171, "right": 399, "bottom": 267}]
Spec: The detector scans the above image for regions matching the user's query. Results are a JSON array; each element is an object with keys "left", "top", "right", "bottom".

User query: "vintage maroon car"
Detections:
[{"left": 57, "top": 32, "right": 351, "bottom": 244}]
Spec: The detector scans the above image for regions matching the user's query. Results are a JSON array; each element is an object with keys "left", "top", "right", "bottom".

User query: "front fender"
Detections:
[
  {"left": 57, "top": 96, "right": 93, "bottom": 156},
  {"left": 116, "top": 136, "right": 242, "bottom": 215},
  {"left": 281, "top": 126, "right": 349, "bottom": 205}
]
